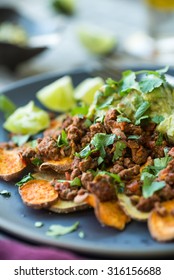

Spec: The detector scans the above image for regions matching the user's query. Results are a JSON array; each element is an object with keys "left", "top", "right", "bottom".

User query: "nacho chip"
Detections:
[
  {"left": 19, "top": 179, "right": 58, "bottom": 209},
  {"left": 49, "top": 199, "right": 89, "bottom": 213},
  {"left": 148, "top": 199, "right": 174, "bottom": 242},
  {"left": 33, "top": 170, "right": 65, "bottom": 181},
  {"left": 118, "top": 193, "right": 150, "bottom": 221},
  {"left": 85, "top": 194, "right": 130, "bottom": 230},
  {"left": 0, "top": 148, "right": 26, "bottom": 181},
  {"left": 40, "top": 157, "right": 72, "bottom": 173}
]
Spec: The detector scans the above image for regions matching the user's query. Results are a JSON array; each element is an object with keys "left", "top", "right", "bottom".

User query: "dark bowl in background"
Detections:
[{"left": 0, "top": 7, "right": 48, "bottom": 70}]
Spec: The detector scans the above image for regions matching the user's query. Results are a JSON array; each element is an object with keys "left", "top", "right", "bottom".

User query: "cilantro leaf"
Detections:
[
  {"left": 117, "top": 115, "right": 131, "bottom": 123},
  {"left": 134, "top": 101, "right": 150, "bottom": 120},
  {"left": 46, "top": 222, "right": 79, "bottom": 237},
  {"left": 151, "top": 115, "right": 165, "bottom": 124},
  {"left": 118, "top": 70, "right": 138, "bottom": 95},
  {"left": 155, "top": 132, "right": 163, "bottom": 146},
  {"left": 139, "top": 76, "right": 163, "bottom": 94},
  {"left": 57, "top": 130, "right": 69, "bottom": 148},
  {"left": 31, "top": 157, "right": 43, "bottom": 166},
  {"left": 97, "top": 96, "right": 114, "bottom": 109},
  {"left": 91, "top": 133, "right": 116, "bottom": 158},
  {"left": 16, "top": 173, "right": 35, "bottom": 187},
  {"left": 0, "top": 190, "right": 11, "bottom": 198},
  {"left": 135, "top": 115, "right": 149, "bottom": 125},
  {"left": 128, "top": 135, "right": 140, "bottom": 140},
  {"left": 35, "top": 221, "right": 44, "bottom": 228},
  {"left": 141, "top": 153, "right": 171, "bottom": 198},
  {"left": 143, "top": 178, "right": 166, "bottom": 198},
  {"left": 70, "top": 177, "right": 81, "bottom": 187},
  {"left": 113, "top": 141, "right": 126, "bottom": 162},
  {"left": 75, "top": 144, "right": 92, "bottom": 158}
]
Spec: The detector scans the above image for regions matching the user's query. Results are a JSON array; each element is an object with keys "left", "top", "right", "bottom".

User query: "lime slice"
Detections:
[
  {"left": 3, "top": 101, "right": 50, "bottom": 135},
  {"left": 77, "top": 25, "right": 116, "bottom": 55},
  {"left": 36, "top": 76, "right": 75, "bottom": 112},
  {"left": 74, "top": 77, "right": 104, "bottom": 105},
  {"left": 52, "top": 0, "right": 76, "bottom": 15}
]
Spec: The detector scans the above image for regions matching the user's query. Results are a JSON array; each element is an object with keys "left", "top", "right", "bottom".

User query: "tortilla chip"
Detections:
[
  {"left": 118, "top": 193, "right": 150, "bottom": 221},
  {"left": 49, "top": 199, "right": 89, "bottom": 213},
  {"left": 0, "top": 148, "right": 26, "bottom": 181},
  {"left": 40, "top": 157, "right": 72, "bottom": 173},
  {"left": 148, "top": 199, "right": 174, "bottom": 242}
]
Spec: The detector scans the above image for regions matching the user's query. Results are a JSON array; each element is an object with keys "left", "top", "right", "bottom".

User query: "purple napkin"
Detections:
[{"left": 0, "top": 239, "right": 84, "bottom": 260}]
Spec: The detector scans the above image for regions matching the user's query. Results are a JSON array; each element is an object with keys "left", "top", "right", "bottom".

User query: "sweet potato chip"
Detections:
[
  {"left": 19, "top": 179, "right": 58, "bottom": 209},
  {"left": 85, "top": 194, "right": 130, "bottom": 230},
  {"left": 148, "top": 199, "right": 174, "bottom": 242},
  {"left": 49, "top": 199, "right": 89, "bottom": 213},
  {"left": 118, "top": 193, "right": 150, "bottom": 221},
  {"left": 0, "top": 148, "right": 26, "bottom": 181},
  {"left": 40, "top": 157, "right": 72, "bottom": 173},
  {"left": 33, "top": 170, "right": 65, "bottom": 181}
]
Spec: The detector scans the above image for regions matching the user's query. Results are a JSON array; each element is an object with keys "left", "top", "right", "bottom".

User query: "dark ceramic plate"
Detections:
[
  {"left": 0, "top": 7, "right": 49, "bottom": 70},
  {"left": 0, "top": 68, "right": 174, "bottom": 258}
]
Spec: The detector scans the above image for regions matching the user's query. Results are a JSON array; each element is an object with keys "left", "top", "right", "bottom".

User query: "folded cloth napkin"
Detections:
[{"left": 0, "top": 239, "right": 84, "bottom": 260}]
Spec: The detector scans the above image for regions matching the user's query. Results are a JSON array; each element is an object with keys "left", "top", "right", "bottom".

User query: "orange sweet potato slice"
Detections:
[
  {"left": 85, "top": 194, "right": 130, "bottom": 230},
  {"left": 0, "top": 148, "right": 26, "bottom": 181},
  {"left": 118, "top": 193, "right": 150, "bottom": 221},
  {"left": 148, "top": 199, "right": 174, "bottom": 242},
  {"left": 19, "top": 179, "right": 58, "bottom": 209},
  {"left": 40, "top": 157, "right": 72, "bottom": 173}
]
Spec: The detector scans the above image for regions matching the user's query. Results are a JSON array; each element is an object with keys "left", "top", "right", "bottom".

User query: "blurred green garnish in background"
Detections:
[{"left": 52, "top": 0, "right": 76, "bottom": 15}]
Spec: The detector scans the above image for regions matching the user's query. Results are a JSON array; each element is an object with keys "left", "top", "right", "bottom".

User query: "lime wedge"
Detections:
[
  {"left": 74, "top": 77, "right": 104, "bottom": 105},
  {"left": 36, "top": 76, "right": 75, "bottom": 112},
  {"left": 52, "top": 0, "right": 76, "bottom": 15},
  {"left": 77, "top": 25, "right": 116, "bottom": 55},
  {"left": 3, "top": 101, "right": 50, "bottom": 135}
]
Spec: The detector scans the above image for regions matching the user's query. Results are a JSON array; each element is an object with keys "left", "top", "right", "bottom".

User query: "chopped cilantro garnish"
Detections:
[
  {"left": 75, "top": 144, "right": 92, "bottom": 158},
  {"left": 97, "top": 96, "right": 114, "bottom": 109},
  {"left": 141, "top": 153, "right": 171, "bottom": 197},
  {"left": 128, "top": 135, "right": 140, "bottom": 140},
  {"left": 91, "top": 133, "right": 116, "bottom": 158},
  {"left": 113, "top": 141, "right": 126, "bottom": 162},
  {"left": 46, "top": 222, "right": 79, "bottom": 237},
  {"left": 151, "top": 115, "right": 165, "bottom": 124},
  {"left": 134, "top": 101, "right": 150, "bottom": 120},
  {"left": 117, "top": 115, "right": 131, "bottom": 123},
  {"left": 155, "top": 132, "right": 163, "bottom": 146},
  {"left": 70, "top": 177, "right": 81, "bottom": 187},
  {"left": 118, "top": 70, "right": 138, "bottom": 96},
  {"left": 31, "top": 157, "right": 43, "bottom": 166},
  {"left": 35, "top": 221, "right": 44, "bottom": 228},
  {"left": 57, "top": 177, "right": 81, "bottom": 187},
  {"left": 0, "top": 190, "right": 11, "bottom": 198},
  {"left": 135, "top": 115, "right": 149, "bottom": 125},
  {"left": 16, "top": 173, "right": 35, "bottom": 187},
  {"left": 78, "top": 230, "right": 85, "bottom": 239},
  {"left": 139, "top": 76, "right": 163, "bottom": 94},
  {"left": 57, "top": 130, "right": 69, "bottom": 148},
  {"left": 142, "top": 178, "right": 166, "bottom": 198}
]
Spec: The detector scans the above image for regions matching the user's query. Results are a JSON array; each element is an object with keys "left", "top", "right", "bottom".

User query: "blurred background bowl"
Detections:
[{"left": 0, "top": 7, "right": 51, "bottom": 70}]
